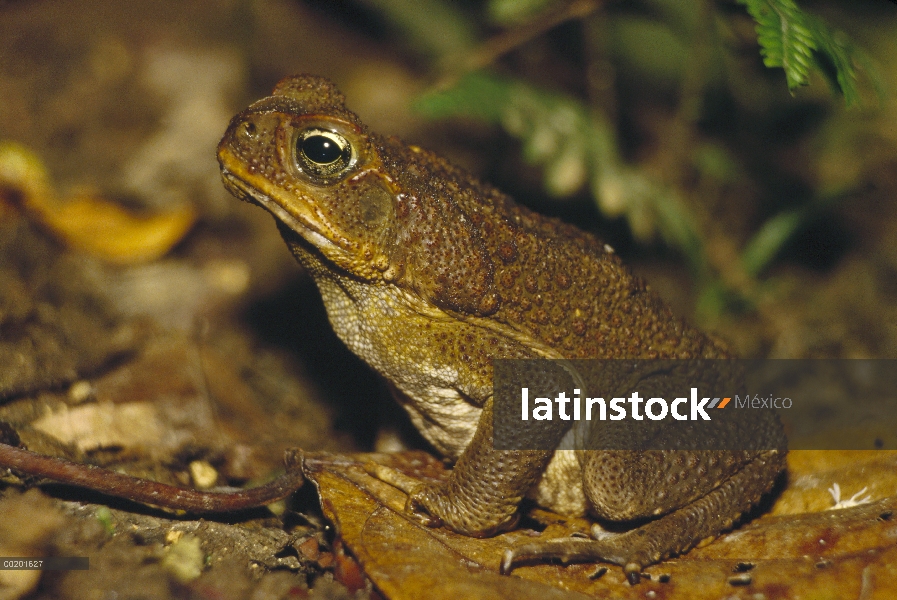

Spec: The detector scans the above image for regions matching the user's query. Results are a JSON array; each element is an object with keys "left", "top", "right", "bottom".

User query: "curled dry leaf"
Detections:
[
  {"left": 0, "top": 141, "right": 195, "bottom": 264},
  {"left": 302, "top": 450, "right": 897, "bottom": 600}
]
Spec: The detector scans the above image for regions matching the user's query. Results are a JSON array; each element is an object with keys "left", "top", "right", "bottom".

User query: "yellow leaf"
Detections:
[
  {"left": 0, "top": 140, "right": 195, "bottom": 264},
  {"left": 35, "top": 192, "right": 196, "bottom": 264}
]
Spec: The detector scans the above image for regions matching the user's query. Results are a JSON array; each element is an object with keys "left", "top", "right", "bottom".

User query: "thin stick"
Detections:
[
  {"left": 0, "top": 443, "right": 304, "bottom": 513},
  {"left": 438, "top": 0, "right": 603, "bottom": 89}
]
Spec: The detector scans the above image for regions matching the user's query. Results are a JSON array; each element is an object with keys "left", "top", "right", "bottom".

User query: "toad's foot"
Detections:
[
  {"left": 364, "top": 462, "right": 520, "bottom": 537},
  {"left": 363, "top": 461, "right": 520, "bottom": 533},
  {"left": 406, "top": 480, "right": 520, "bottom": 537},
  {"left": 500, "top": 531, "right": 656, "bottom": 585},
  {"left": 364, "top": 461, "right": 521, "bottom": 534},
  {"left": 362, "top": 461, "right": 441, "bottom": 528}
]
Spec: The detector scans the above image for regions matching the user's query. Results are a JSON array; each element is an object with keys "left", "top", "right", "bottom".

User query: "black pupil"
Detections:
[{"left": 302, "top": 135, "right": 343, "bottom": 164}]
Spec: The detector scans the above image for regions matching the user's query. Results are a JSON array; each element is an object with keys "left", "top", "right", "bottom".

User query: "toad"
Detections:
[{"left": 217, "top": 75, "right": 785, "bottom": 582}]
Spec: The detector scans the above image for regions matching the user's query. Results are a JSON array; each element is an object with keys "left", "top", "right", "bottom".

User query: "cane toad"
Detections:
[{"left": 217, "top": 75, "right": 785, "bottom": 582}]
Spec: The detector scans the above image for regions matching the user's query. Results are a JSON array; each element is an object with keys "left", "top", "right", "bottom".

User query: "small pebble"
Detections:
[
  {"left": 162, "top": 534, "right": 204, "bottom": 583},
  {"left": 189, "top": 460, "right": 218, "bottom": 489},
  {"left": 68, "top": 381, "right": 94, "bottom": 404}
]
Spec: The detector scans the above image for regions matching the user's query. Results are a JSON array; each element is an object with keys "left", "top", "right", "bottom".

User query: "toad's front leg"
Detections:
[{"left": 401, "top": 397, "right": 554, "bottom": 537}]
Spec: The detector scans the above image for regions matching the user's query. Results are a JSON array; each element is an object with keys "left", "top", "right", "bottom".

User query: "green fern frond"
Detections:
[
  {"left": 737, "top": 0, "right": 866, "bottom": 105},
  {"left": 738, "top": 0, "right": 816, "bottom": 89},
  {"left": 803, "top": 13, "right": 862, "bottom": 106}
]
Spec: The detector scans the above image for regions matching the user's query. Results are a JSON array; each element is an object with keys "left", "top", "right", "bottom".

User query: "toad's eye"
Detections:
[{"left": 296, "top": 129, "right": 353, "bottom": 179}]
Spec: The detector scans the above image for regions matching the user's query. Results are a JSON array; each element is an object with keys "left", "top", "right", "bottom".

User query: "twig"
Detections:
[
  {"left": 0, "top": 443, "right": 304, "bottom": 513},
  {"left": 437, "top": 0, "right": 603, "bottom": 89}
]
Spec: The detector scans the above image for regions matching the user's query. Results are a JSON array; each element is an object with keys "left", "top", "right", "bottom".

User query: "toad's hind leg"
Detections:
[{"left": 500, "top": 448, "right": 785, "bottom": 584}]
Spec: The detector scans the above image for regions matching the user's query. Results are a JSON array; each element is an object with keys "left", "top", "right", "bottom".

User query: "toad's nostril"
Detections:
[{"left": 240, "top": 121, "right": 257, "bottom": 138}]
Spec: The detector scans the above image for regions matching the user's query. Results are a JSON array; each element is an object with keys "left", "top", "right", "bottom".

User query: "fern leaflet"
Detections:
[{"left": 737, "top": 0, "right": 865, "bottom": 105}]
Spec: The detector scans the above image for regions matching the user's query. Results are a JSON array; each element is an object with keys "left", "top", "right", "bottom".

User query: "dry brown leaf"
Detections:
[
  {"left": 31, "top": 402, "right": 165, "bottom": 453},
  {"left": 2, "top": 335, "right": 224, "bottom": 466},
  {"left": 303, "top": 450, "right": 897, "bottom": 600},
  {"left": 0, "top": 141, "right": 195, "bottom": 264},
  {"left": 774, "top": 450, "right": 897, "bottom": 515},
  {"left": 303, "top": 452, "right": 592, "bottom": 600}
]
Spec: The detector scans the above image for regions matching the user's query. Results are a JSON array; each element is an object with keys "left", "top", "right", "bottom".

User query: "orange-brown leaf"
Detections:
[{"left": 303, "top": 450, "right": 897, "bottom": 600}]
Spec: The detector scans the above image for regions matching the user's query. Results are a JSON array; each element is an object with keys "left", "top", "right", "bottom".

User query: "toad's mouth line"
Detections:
[
  {"left": 220, "top": 170, "right": 559, "bottom": 360},
  {"left": 220, "top": 169, "right": 344, "bottom": 255}
]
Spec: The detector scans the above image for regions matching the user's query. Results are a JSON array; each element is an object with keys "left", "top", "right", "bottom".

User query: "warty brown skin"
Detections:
[{"left": 218, "top": 75, "right": 785, "bottom": 582}]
